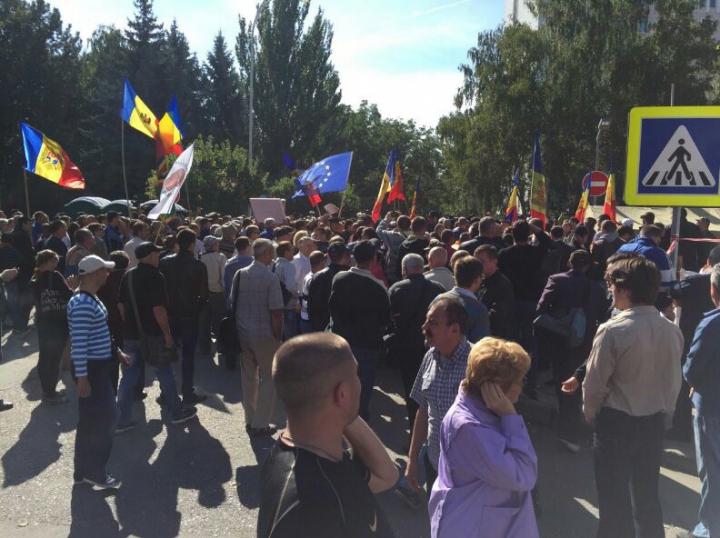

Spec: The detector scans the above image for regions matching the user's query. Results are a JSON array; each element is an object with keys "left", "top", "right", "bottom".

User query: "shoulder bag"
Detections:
[{"left": 127, "top": 270, "right": 178, "bottom": 368}]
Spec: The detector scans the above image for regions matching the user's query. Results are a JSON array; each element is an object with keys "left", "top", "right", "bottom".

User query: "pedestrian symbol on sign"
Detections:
[{"left": 642, "top": 125, "right": 716, "bottom": 188}]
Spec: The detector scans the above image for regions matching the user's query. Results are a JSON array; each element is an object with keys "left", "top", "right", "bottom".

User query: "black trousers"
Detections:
[
  {"left": 74, "top": 359, "right": 119, "bottom": 483},
  {"left": 36, "top": 318, "right": 68, "bottom": 396},
  {"left": 396, "top": 346, "right": 425, "bottom": 435},
  {"left": 593, "top": 407, "right": 665, "bottom": 538}
]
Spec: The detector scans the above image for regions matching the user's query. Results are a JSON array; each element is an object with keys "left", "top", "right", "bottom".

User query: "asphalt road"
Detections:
[{"left": 0, "top": 327, "right": 702, "bottom": 538}]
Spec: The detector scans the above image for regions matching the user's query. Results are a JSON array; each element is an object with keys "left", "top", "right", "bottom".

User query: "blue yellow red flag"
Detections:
[
  {"left": 530, "top": 132, "right": 547, "bottom": 226},
  {"left": 387, "top": 150, "right": 406, "bottom": 203},
  {"left": 21, "top": 123, "right": 85, "bottom": 189},
  {"left": 604, "top": 154, "right": 617, "bottom": 222},
  {"left": 122, "top": 79, "right": 158, "bottom": 139},
  {"left": 504, "top": 168, "right": 520, "bottom": 222},
  {"left": 409, "top": 172, "right": 422, "bottom": 219},
  {"left": 574, "top": 172, "right": 591, "bottom": 222}
]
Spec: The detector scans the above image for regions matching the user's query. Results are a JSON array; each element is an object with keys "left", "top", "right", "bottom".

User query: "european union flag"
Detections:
[{"left": 292, "top": 152, "right": 353, "bottom": 198}]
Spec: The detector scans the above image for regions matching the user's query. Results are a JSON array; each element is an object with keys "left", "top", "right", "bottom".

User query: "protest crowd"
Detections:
[{"left": 1, "top": 203, "right": 719, "bottom": 538}]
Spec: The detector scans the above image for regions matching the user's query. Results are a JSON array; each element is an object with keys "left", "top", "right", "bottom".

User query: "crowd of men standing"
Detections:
[{"left": 0, "top": 204, "right": 718, "bottom": 538}]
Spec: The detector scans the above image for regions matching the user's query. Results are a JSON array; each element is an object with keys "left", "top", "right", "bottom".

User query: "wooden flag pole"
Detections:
[
  {"left": 22, "top": 168, "right": 30, "bottom": 216},
  {"left": 338, "top": 190, "right": 347, "bottom": 218},
  {"left": 185, "top": 183, "right": 191, "bottom": 216},
  {"left": 120, "top": 119, "right": 131, "bottom": 217}
]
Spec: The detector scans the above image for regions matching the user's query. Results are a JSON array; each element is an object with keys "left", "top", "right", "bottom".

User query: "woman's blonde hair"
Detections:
[
  {"left": 465, "top": 337, "right": 531, "bottom": 398},
  {"left": 293, "top": 230, "right": 308, "bottom": 247}
]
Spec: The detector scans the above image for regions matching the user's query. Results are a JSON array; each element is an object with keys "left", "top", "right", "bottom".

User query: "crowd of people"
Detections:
[{"left": 0, "top": 204, "right": 718, "bottom": 538}]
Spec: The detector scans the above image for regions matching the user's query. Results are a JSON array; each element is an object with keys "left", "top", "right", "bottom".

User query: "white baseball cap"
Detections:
[
  {"left": 621, "top": 218, "right": 634, "bottom": 228},
  {"left": 78, "top": 255, "right": 115, "bottom": 275}
]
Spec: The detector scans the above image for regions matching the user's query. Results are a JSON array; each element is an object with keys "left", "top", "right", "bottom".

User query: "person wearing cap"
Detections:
[
  {"left": 123, "top": 221, "right": 150, "bottom": 270},
  {"left": 536, "top": 250, "right": 609, "bottom": 452},
  {"left": 329, "top": 240, "right": 391, "bottom": 421},
  {"left": 198, "top": 235, "right": 227, "bottom": 355},
  {"left": 307, "top": 242, "right": 350, "bottom": 332},
  {"left": 159, "top": 229, "right": 209, "bottom": 405},
  {"left": 116, "top": 242, "right": 197, "bottom": 432},
  {"left": 260, "top": 218, "right": 275, "bottom": 240},
  {"left": 68, "top": 254, "right": 130, "bottom": 489},
  {"left": 640, "top": 211, "right": 655, "bottom": 226}
]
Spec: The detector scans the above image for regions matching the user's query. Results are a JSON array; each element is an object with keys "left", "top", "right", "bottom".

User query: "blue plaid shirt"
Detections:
[{"left": 410, "top": 337, "right": 472, "bottom": 469}]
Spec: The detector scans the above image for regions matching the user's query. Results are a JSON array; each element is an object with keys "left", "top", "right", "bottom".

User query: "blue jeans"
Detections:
[
  {"left": 171, "top": 318, "right": 199, "bottom": 398},
  {"left": 693, "top": 413, "right": 720, "bottom": 538},
  {"left": 350, "top": 347, "right": 379, "bottom": 422},
  {"left": 74, "top": 359, "right": 119, "bottom": 482},
  {"left": 512, "top": 301, "right": 538, "bottom": 390},
  {"left": 117, "top": 339, "right": 183, "bottom": 423},
  {"left": 282, "top": 310, "right": 299, "bottom": 341},
  {"left": 6, "top": 282, "right": 32, "bottom": 331}
]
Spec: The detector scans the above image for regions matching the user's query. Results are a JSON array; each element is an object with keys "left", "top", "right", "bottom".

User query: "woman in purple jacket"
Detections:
[{"left": 429, "top": 337, "right": 538, "bottom": 538}]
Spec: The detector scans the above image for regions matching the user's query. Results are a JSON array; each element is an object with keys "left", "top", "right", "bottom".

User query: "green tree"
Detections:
[
  {"left": 439, "top": 0, "right": 719, "bottom": 217},
  {"left": 203, "top": 32, "right": 246, "bottom": 145},
  {"left": 0, "top": 0, "right": 84, "bottom": 211},
  {"left": 236, "top": 0, "right": 342, "bottom": 177}
]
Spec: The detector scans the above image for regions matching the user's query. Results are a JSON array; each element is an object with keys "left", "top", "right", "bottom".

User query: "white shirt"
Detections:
[
  {"left": 124, "top": 236, "right": 145, "bottom": 269},
  {"left": 291, "top": 252, "right": 311, "bottom": 294},
  {"left": 425, "top": 267, "right": 455, "bottom": 291},
  {"left": 201, "top": 250, "right": 227, "bottom": 293},
  {"left": 300, "top": 271, "right": 314, "bottom": 321}
]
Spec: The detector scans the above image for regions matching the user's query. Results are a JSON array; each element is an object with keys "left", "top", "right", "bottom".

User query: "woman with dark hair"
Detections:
[
  {"left": 430, "top": 337, "right": 538, "bottom": 538},
  {"left": 29, "top": 250, "right": 75, "bottom": 404}
]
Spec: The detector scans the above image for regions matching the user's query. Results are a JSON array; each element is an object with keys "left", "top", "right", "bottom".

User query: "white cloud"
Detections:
[{"left": 338, "top": 67, "right": 462, "bottom": 128}]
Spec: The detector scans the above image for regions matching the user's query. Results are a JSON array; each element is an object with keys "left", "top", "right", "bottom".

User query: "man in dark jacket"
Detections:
[
  {"left": 159, "top": 229, "right": 209, "bottom": 405},
  {"left": 307, "top": 242, "right": 350, "bottom": 331},
  {"left": 590, "top": 220, "right": 624, "bottom": 281},
  {"left": 329, "top": 240, "right": 391, "bottom": 421},
  {"left": 389, "top": 253, "right": 444, "bottom": 433},
  {"left": 668, "top": 246, "right": 719, "bottom": 441},
  {"left": 459, "top": 216, "right": 506, "bottom": 253},
  {"left": 475, "top": 245, "right": 514, "bottom": 340},
  {"left": 9, "top": 217, "right": 35, "bottom": 334},
  {"left": 396, "top": 217, "right": 429, "bottom": 281},
  {"left": 536, "top": 250, "right": 609, "bottom": 452},
  {"left": 498, "top": 220, "right": 552, "bottom": 398}
]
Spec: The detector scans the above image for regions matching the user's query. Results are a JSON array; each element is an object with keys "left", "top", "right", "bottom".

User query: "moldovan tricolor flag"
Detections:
[
  {"left": 122, "top": 79, "right": 158, "bottom": 139},
  {"left": 604, "top": 170, "right": 617, "bottom": 222},
  {"left": 530, "top": 132, "right": 547, "bottom": 227},
  {"left": 156, "top": 95, "right": 184, "bottom": 175},
  {"left": 21, "top": 123, "right": 85, "bottom": 189},
  {"left": 574, "top": 173, "right": 591, "bottom": 222},
  {"left": 409, "top": 172, "right": 422, "bottom": 219},
  {"left": 504, "top": 168, "right": 520, "bottom": 223}
]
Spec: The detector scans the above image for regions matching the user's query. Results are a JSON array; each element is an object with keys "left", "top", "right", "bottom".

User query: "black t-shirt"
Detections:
[
  {"left": 119, "top": 263, "right": 168, "bottom": 339},
  {"left": 257, "top": 439, "right": 395, "bottom": 538},
  {"left": 29, "top": 270, "right": 72, "bottom": 322}
]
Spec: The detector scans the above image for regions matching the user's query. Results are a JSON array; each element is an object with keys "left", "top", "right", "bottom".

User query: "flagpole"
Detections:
[
  {"left": 185, "top": 183, "right": 191, "bottom": 216},
  {"left": 22, "top": 169, "right": 30, "bottom": 216},
  {"left": 338, "top": 191, "right": 347, "bottom": 218},
  {"left": 120, "top": 119, "right": 131, "bottom": 217}
]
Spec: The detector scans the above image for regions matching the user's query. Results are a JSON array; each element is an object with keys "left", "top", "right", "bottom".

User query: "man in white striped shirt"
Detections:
[{"left": 68, "top": 255, "right": 129, "bottom": 490}]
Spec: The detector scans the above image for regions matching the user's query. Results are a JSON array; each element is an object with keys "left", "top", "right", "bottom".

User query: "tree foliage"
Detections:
[{"left": 440, "top": 0, "right": 720, "bottom": 217}]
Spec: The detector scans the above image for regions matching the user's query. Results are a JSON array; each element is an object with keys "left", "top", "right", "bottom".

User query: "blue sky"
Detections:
[{"left": 50, "top": 0, "right": 505, "bottom": 128}]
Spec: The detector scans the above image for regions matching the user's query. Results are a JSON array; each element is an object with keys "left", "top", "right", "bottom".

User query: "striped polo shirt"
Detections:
[{"left": 67, "top": 292, "right": 112, "bottom": 377}]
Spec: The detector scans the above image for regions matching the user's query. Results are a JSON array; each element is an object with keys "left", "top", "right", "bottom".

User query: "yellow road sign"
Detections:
[{"left": 625, "top": 106, "right": 720, "bottom": 207}]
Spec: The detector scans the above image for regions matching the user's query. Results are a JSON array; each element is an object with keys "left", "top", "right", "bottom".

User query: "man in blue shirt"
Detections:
[
  {"left": 617, "top": 225, "right": 675, "bottom": 293},
  {"left": 684, "top": 263, "right": 720, "bottom": 538}
]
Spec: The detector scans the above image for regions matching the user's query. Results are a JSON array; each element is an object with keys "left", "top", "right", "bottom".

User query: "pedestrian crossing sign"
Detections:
[{"left": 625, "top": 106, "right": 720, "bottom": 206}]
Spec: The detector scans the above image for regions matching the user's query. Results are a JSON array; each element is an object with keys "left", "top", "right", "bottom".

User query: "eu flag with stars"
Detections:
[{"left": 292, "top": 152, "right": 353, "bottom": 198}]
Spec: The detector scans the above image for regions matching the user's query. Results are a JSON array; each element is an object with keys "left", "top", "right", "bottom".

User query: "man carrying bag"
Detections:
[{"left": 116, "top": 242, "right": 197, "bottom": 433}]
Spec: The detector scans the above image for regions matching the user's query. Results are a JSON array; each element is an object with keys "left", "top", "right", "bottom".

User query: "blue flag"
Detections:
[{"left": 292, "top": 152, "right": 353, "bottom": 198}]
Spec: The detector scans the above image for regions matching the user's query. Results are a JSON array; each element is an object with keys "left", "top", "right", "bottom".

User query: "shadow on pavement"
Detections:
[{"left": 2, "top": 369, "right": 76, "bottom": 487}]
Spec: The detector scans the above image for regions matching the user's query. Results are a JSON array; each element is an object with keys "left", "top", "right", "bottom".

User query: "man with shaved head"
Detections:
[
  {"left": 424, "top": 246, "right": 455, "bottom": 291},
  {"left": 258, "top": 333, "right": 398, "bottom": 538}
]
